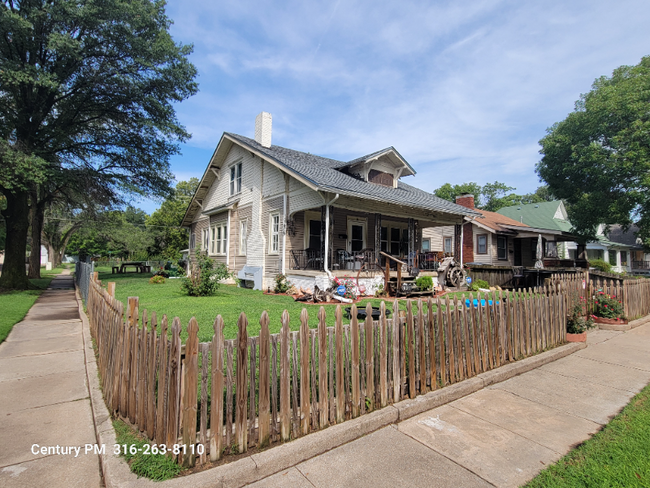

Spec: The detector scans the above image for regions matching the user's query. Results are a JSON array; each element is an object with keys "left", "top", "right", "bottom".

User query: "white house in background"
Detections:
[
  {"left": 180, "top": 112, "right": 479, "bottom": 292},
  {"left": 497, "top": 201, "right": 634, "bottom": 273}
]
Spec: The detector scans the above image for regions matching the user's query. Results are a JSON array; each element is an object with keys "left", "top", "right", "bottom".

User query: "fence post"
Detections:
[
  {"left": 235, "top": 313, "right": 249, "bottom": 453},
  {"left": 258, "top": 312, "right": 271, "bottom": 448},
  {"left": 181, "top": 318, "right": 199, "bottom": 468},
  {"left": 210, "top": 315, "right": 225, "bottom": 460}
]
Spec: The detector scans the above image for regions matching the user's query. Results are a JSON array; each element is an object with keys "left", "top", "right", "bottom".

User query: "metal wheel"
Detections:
[{"left": 448, "top": 266, "right": 466, "bottom": 287}]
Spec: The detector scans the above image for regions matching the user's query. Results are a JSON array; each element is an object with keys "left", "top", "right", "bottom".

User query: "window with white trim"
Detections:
[
  {"left": 230, "top": 162, "right": 242, "bottom": 196},
  {"left": 422, "top": 239, "right": 430, "bottom": 252},
  {"left": 269, "top": 213, "right": 280, "bottom": 254},
  {"left": 202, "top": 228, "right": 209, "bottom": 252},
  {"left": 477, "top": 234, "right": 488, "bottom": 254},
  {"left": 210, "top": 223, "right": 227, "bottom": 255},
  {"left": 443, "top": 237, "right": 453, "bottom": 254},
  {"left": 239, "top": 220, "right": 248, "bottom": 255}
]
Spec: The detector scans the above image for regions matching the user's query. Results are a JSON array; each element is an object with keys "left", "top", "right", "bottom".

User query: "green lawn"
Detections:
[
  {"left": 0, "top": 266, "right": 66, "bottom": 343},
  {"left": 97, "top": 267, "right": 430, "bottom": 342},
  {"left": 525, "top": 382, "right": 650, "bottom": 487}
]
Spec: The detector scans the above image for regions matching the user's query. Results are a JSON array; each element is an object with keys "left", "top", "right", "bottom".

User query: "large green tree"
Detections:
[
  {"left": 537, "top": 56, "right": 650, "bottom": 243},
  {"left": 433, "top": 182, "right": 552, "bottom": 212},
  {"left": 0, "top": 0, "right": 197, "bottom": 289}
]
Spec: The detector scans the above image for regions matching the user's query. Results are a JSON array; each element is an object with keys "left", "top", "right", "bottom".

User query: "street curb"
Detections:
[{"left": 75, "top": 289, "right": 616, "bottom": 488}]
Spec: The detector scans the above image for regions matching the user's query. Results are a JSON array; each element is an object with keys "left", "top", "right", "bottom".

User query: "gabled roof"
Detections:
[
  {"left": 470, "top": 208, "right": 530, "bottom": 234},
  {"left": 233, "top": 131, "right": 478, "bottom": 211},
  {"left": 497, "top": 201, "right": 573, "bottom": 233},
  {"left": 607, "top": 224, "right": 643, "bottom": 249}
]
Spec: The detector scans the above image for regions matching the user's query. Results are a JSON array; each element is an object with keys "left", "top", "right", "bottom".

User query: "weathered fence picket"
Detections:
[{"left": 85, "top": 270, "right": 650, "bottom": 469}]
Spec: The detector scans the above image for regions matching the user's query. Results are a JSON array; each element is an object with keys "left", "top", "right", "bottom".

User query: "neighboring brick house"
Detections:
[
  {"left": 422, "top": 195, "right": 569, "bottom": 267},
  {"left": 180, "top": 112, "right": 479, "bottom": 291}
]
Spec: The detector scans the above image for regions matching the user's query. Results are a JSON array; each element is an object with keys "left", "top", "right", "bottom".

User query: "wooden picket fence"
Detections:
[
  {"left": 551, "top": 271, "right": 650, "bottom": 320},
  {"left": 87, "top": 273, "right": 570, "bottom": 469}
]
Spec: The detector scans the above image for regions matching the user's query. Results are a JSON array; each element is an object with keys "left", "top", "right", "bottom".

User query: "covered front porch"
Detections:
[
  {"left": 283, "top": 194, "right": 465, "bottom": 295},
  {"left": 287, "top": 204, "right": 460, "bottom": 273}
]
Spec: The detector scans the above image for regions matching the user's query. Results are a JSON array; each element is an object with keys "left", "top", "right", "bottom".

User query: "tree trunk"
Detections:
[
  {"left": 0, "top": 191, "right": 31, "bottom": 290},
  {"left": 28, "top": 194, "right": 45, "bottom": 279}
]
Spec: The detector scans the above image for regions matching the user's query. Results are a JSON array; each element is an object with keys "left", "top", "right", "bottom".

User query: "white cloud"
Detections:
[{"left": 157, "top": 0, "right": 650, "bottom": 210}]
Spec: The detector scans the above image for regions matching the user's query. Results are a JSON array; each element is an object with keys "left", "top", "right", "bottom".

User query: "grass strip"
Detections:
[
  {"left": 525, "top": 382, "right": 650, "bottom": 487},
  {"left": 113, "top": 419, "right": 182, "bottom": 481},
  {"left": 0, "top": 272, "right": 61, "bottom": 343}
]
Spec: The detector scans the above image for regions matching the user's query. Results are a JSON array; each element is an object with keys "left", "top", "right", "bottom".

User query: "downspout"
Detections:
[
  {"left": 460, "top": 221, "right": 464, "bottom": 267},
  {"left": 323, "top": 193, "right": 340, "bottom": 280},
  {"left": 226, "top": 210, "right": 231, "bottom": 269},
  {"left": 281, "top": 192, "right": 287, "bottom": 275}
]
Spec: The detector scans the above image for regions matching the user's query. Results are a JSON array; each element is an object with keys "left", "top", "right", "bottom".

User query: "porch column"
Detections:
[
  {"left": 454, "top": 224, "right": 462, "bottom": 261},
  {"left": 320, "top": 206, "right": 326, "bottom": 270},
  {"left": 408, "top": 218, "right": 415, "bottom": 267},
  {"left": 375, "top": 213, "right": 382, "bottom": 263}
]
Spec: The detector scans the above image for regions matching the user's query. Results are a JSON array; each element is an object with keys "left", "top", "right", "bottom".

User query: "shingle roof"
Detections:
[
  {"left": 225, "top": 132, "right": 479, "bottom": 217},
  {"left": 607, "top": 224, "right": 643, "bottom": 248},
  {"left": 471, "top": 208, "right": 530, "bottom": 232},
  {"left": 496, "top": 201, "right": 573, "bottom": 232}
]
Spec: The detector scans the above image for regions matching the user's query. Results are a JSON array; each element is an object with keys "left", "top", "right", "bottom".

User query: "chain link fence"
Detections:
[{"left": 75, "top": 261, "right": 94, "bottom": 303}]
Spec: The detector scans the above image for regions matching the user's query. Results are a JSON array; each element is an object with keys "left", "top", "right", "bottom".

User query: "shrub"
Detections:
[
  {"left": 567, "top": 294, "right": 594, "bottom": 333},
  {"left": 415, "top": 276, "right": 433, "bottom": 290},
  {"left": 149, "top": 275, "right": 166, "bottom": 285},
  {"left": 469, "top": 279, "right": 490, "bottom": 291},
  {"left": 274, "top": 274, "right": 292, "bottom": 294},
  {"left": 589, "top": 259, "right": 612, "bottom": 273},
  {"left": 593, "top": 291, "right": 625, "bottom": 319},
  {"left": 181, "top": 253, "right": 233, "bottom": 297}
]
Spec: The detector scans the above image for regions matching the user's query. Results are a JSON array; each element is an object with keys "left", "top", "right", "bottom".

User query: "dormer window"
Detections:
[
  {"left": 368, "top": 170, "right": 394, "bottom": 187},
  {"left": 230, "top": 162, "right": 242, "bottom": 195}
]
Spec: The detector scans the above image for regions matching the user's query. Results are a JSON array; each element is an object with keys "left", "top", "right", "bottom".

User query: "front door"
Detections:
[
  {"left": 347, "top": 219, "right": 366, "bottom": 253},
  {"left": 514, "top": 239, "right": 522, "bottom": 266}
]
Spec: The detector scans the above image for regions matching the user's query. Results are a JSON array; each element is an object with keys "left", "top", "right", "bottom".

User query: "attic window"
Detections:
[{"left": 368, "top": 169, "right": 393, "bottom": 187}]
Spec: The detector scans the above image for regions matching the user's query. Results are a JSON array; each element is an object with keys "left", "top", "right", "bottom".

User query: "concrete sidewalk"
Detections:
[
  {"left": 0, "top": 271, "right": 102, "bottom": 488},
  {"left": 249, "top": 324, "right": 650, "bottom": 488}
]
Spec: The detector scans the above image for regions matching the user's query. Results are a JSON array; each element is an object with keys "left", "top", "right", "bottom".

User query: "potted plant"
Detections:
[
  {"left": 592, "top": 291, "right": 627, "bottom": 325},
  {"left": 566, "top": 295, "right": 594, "bottom": 342}
]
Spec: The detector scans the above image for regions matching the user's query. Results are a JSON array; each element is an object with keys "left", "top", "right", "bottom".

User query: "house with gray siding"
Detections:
[{"left": 181, "top": 113, "right": 478, "bottom": 292}]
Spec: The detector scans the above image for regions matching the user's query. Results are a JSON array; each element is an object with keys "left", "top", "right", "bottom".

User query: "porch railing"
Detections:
[
  {"left": 290, "top": 249, "right": 324, "bottom": 270},
  {"left": 416, "top": 251, "right": 450, "bottom": 270},
  {"left": 632, "top": 260, "right": 650, "bottom": 270},
  {"left": 290, "top": 249, "right": 380, "bottom": 272}
]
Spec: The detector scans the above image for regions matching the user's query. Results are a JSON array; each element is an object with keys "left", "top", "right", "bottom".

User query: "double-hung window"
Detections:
[
  {"left": 230, "top": 162, "right": 242, "bottom": 196},
  {"left": 443, "top": 237, "right": 453, "bottom": 254},
  {"left": 210, "top": 223, "right": 227, "bottom": 255},
  {"left": 269, "top": 214, "right": 280, "bottom": 254},
  {"left": 477, "top": 234, "right": 488, "bottom": 254},
  {"left": 202, "top": 228, "right": 210, "bottom": 252},
  {"left": 239, "top": 220, "right": 248, "bottom": 255}
]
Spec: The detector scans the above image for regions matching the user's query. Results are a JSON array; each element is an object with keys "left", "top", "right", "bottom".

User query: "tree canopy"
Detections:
[
  {"left": 0, "top": 0, "right": 197, "bottom": 288},
  {"left": 537, "top": 56, "right": 650, "bottom": 243},
  {"left": 433, "top": 182, "right": 553, "bottom": 212},
  {"left": 147, "top": 178, "right": 198, "bottom": 259}
]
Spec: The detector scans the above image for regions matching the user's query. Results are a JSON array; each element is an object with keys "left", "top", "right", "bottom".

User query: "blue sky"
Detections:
[{"left": 135, "top": 0, "right": 650, "bottom": 213}]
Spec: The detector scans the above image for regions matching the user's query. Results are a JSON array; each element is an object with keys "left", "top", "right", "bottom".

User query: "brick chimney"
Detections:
[
  {"left": 455, "top": 194, "right": 475, "bottom": 263},
  {"left": 255, "top": 111, "right": 272, "bottom": 148},
  {"left": 455, "top": 193, "right": 475, "bottom": 209}
]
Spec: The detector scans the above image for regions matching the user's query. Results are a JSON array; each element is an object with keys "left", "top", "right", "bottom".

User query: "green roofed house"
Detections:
[{"left": 497, "top": 201, "right": 634, "bottom": 273}]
